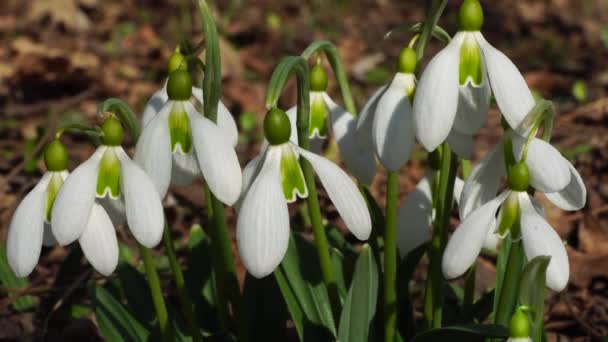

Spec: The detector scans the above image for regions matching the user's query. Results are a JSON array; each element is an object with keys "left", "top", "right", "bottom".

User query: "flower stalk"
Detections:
[
  {"left": 139, "top": 244, "right": 173, "bottom": 342},
  {"left": 383, "top": 170, "right": 399, "bottom": 342}
]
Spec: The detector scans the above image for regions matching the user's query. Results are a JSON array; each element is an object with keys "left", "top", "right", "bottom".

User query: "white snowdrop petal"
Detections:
[
  {"left": 237, "top": 149, "right": 290, "bottom": 278},
  {"left": 356, "top": 85, "right": 387, "bottom": 150},
  {"left": 285, "top": 105, "right": 324, "bottom": 153},
  {"left": 7, "top": 180, "right": 48, "bottom": 277},
  {"left": 372, "top": 74, "right": 415, "bottom": 171},
  {"left": 98, "top": 196, "right": 126, "bottom": 226},
  {"left": 482, "top": 217, "right": 500, "bottom": 252},
  {"left": 171, "top": 152, "right": 200, "bottom": 186},
  {"left": 51, "top": 147, "right": 105, "bottom": 245},
  {"left": 459, "top": 143, "right": 505, "bottom": 219},
  {"left": 413, "top": 33, "right": 462, "bottom": 152},
  {"left": 476, "top": 33, "right": 535, "bottom": 131},
  {"left": 78, "top": 204, "right": 118, "bottom": 276},
  {"left": 452, "top": 81, "right": 491, "bottom": 135},
  {"left": 296, "top": 147, "right": 372, "bottom": 240},
  {"left": 42, "top": 223, "right": 57, "bottom": 247},
  {"left": 545, "top": 158, "right": 586, "bottom": 211},
  {"left": 117, "top": 148, "right": 165, "bottom": 248},
  {"left": 142, "top": 87, "right": 168, "bottom": 128},
  {"left": 453, "top": 177, "right": 464, "bottom": 206},
  {"left": 511, "top": 135, "right": 570, "bottom": 193},
  {"left": 324, "top": 93, "right": 376, "bottom": 185},
  {"left": 192, "top": 87, "right": 239, "bottom": 147},
  {"left": 134, "top": 103, "right": 173, "bottom": 198},
  {"left": 447, "top": 129, "right": 474, "bottom": 160},
  {"left": 519, "top": 194, "right": 570, "bottom": 292},
  {"left": 397, "top": 175, "right": 433, "bottom": 257},
  {"left": 187, "top": 102, "right": 242, "bottom": 206},
  {"left": 443, "top": 191, "right": 509, "bottom": 279}
]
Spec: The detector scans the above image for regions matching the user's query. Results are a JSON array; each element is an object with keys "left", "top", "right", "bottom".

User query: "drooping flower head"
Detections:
[
  {"left": 281, "top": 61, "right": 376, "bottom": 185},
  {"left": 414, "top": 0, "right": 535, "bottom": 152},
  {"left": 237, "top": 108, "right": 372, "bottom": 278},
  {"left": 135, "top": 60, "right": 242, "bottom": 205},
  {"left": 7, "top": 139, "right": 68, "bottom": 277},
  {"left": 51, "top": 116, "right": 165, "bottom": 275}
]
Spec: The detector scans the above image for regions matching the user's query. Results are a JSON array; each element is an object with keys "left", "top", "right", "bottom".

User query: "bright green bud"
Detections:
[
  {"left": 509, "top": 307, "right": 531, "bottom": 338},
  {"left": 397, "top": 47, "right": 417, "bottom": 74},
  {"left": 310, "top": 63, "right": 328, "bottom": 92},
  {"left": 498, "top": 192, "right": 520, "bottom": 237},
  {"left": 167, "top": 70, "right": 192, "bottom": 101},
  {"left": 44, "top": 139, "right": 68, "bottom": 171},
  {"left": 101, "top": 116, "right": 124, "bottom": 146},
  {"left": 508, "top": 162, "right": 530, "bottom": 192},
  {"left": 264, "top": 108, "right": 291, "bottom": 145},
  {"left": 168, "top": 51, "right": 187, "bottom": 73},
  {"left": 97, "top": 148, "right": 121, "bottom": 198},
  {"left": 459, "top": 0, "right": 484, "bottom": 31}
]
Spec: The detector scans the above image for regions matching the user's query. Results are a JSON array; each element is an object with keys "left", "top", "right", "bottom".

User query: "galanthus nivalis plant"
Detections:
[
  {"left": 3, "top": 0, "right": 591, "bottom": 340},
  {"left": 135, "top": 59, "right": 242, "bottom": 205},
  {"left": 237, "top": 107, "right": 371, "bottom": 278}
]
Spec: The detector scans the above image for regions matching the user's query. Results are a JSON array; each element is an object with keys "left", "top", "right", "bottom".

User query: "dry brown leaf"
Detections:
[{"left": 28, "top": 0, "right": 92, "bottom": 32}]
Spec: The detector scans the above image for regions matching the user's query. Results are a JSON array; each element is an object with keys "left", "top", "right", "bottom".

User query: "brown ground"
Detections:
[{"left": 1, "top": 0, "right": 607, "bottom": 340}]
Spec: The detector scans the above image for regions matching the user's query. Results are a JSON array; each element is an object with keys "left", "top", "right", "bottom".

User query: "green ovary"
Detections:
[
  {"left": 45, "top": 172, "right": 64, "bottom": 222},
  {"left": 97, "top": 148, "right": 121, "bottom": 199},
  {"left": 459, "top": 35, "right": 483, "bottom": 86},
  {"left": 279, "top": 146, "right": 308, "bottom": 202},
  {"left": 169, "top": 103, "right": 193, "bottom": 154},
  {"left": 309, "top": 95, "right": 328, "bottom": 138}
]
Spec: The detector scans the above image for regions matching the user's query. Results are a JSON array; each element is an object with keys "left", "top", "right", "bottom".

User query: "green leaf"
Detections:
[
  {"left": 93, "top": 286, "right": 151, "bottom": 341},
  {"left": 338, "top": 245, "right": 378, "bottom": 342},
  {"left": 0, "top": 246, "right": 35, "bottom": 311},
  {"left": 410, "top": 324, "right": 509, "bottom": 342},
  {"left": 493, "top": 236, "right": 512, "bottom": 319},
  {"left": 397, "top": 242, "right": 428, "bottom": 339},
  {"left": 117, "top": 265, "right": 157, "bottom": 325},
  {"left": 243, "top": 273, "right": 288, "bottom": 341},
  {"left": 274, "top": 234, "right": 337, "bottom": 340},
  {"left": 518, "top": 256, "right": 551, "bottom": 342}
]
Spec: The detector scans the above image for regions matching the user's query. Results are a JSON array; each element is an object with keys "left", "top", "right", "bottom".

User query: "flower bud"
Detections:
[
  {"left": 459, "top": 0, "right": 484, "bottom": 31},
  {"left": 168, "top": 51, "right": 187, "bottom": 73},
  {"left": 167, "top": 70, "right": 193, "bottom": 101},
  {"left": 44, "top": 139, "right": 69, "bottom": 171},
  {"left": 509, "top": 307, "right": 531, "bottom": 339},
  {"left": 264, "top": 107, "right": 291, "bottom": 145},
  {"left": 397, "top": 47, "right": 417, "bottom": 74},
  {"left": 310, "top": 63, "right": 328, "bottom": 92},
  {"left": 508, "top": 162, "right": 530, "bottom": 192},
  {"left": 101, "top": 116, "right": 124, "bottom": 146}
]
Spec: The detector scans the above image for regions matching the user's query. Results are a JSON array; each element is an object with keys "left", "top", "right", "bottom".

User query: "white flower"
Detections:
[
  {"left": 396, "top": 173, "right": 464, "bottom": 257},
  {"left": 237, "top": 142, "right": 372, "bottom": 278},
  {"left": 443, "top": 190, "right": 570, "bottom": 291},
  {"left": 51, "top": 145, "right": 164, "bottom": 275},
  {"left": 135, "top": 85, "right": 242, "bottom": 205},
  {"left": 414, "top": 30, "right": 534, "bottom": 152},
  {"left": 507, "top": 338, "right": 532, "bottom": 342},
  {"left": 283, "top": 92, "right": 376, "bottom": 185},
  {"left": 7, "top": 171, "right": 66, "bottom": 277}
]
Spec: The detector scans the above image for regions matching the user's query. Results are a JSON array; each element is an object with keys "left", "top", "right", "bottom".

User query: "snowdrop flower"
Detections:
[
  {"left": 507, "top": 307, "right": 532, "bottom": 342},
  {"left": 280, "top": 63, "right": 376, "bottom": 185},
  {"left": 443, "top": 160, "right": 573, "bottom": 291},
  {"left": 135, "top": 69, "right": 242, "bottom": 205},
  {"left": 237, "top": 108, "right": 372, "bottom": 278},
  {"left": 7, "top": 140, "right": 67, "bottom": 277},
  {"left": 51, "top": 116, "right": 164, "bottom": 275},
  {"left": 414, "top": 0, "right": 535, "bottom": 152},
  {"left": 355, "top": 47, "right": 418, "bottom": 171},
  {"left": 396, "top": 172, "right": 464, "bottom": 257}
]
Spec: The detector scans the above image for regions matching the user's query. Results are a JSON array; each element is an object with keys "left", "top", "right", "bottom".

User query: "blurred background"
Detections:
[{"left": 0, "top": 0, "right": 607, "bottom": 340}]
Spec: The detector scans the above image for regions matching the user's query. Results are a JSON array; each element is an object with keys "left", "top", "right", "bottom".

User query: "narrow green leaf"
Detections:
[
  {"left": 243, "top": 273, "right": 288, "bottom": 341},
  {"left": 93, "top": 286, "right": 151, "bottom": 341},
  {"left": 118, "top": 265, "right": 157, "bottom": 325},
  {"left": 518, "top": 256, "right": 551, "bottom": 342},
  {"left": 397, "top": 242, "right": 428, "bottom": 339},
  {"left": 0, "top": 246, "right": 35, "bottom": 311},
  {"left": 410, "top": 324, "right": 509, "bottom": 342},
  {"left": 338, "top": 245, "right": 378, "bottom": 342}
]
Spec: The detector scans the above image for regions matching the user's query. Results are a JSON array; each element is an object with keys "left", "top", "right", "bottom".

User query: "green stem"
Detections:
[
  {"left": 162, "top": 224, "right": 203, "bottom": 342},
  {"left": 266, "top": 56, "right": 341, "bottom": 321},
  {"left": 384, "top": 171, "right": 399, "bottom": 342},
  {"left": 423, "top": 143, "right": 459, "bottom": 328},
  {"left": 139, "top": 245, "right": 173, "bottom": 342},
  {"left": 494, "top": 241, "right": 523, "bottom": 326},
  {"left": 461, "top": 159, "right": 475, "bottom": 320},
  {"left": 414, "top": 0, "right": 449, "bottom": 62}
]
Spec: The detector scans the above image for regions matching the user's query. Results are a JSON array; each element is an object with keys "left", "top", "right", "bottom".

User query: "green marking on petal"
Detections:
[
  {"left": 498, "top": 192, "right": 520, "bottom": 238},
  {"left": 403, "top": 74, "right": 417, "bottom": 103},
  {"left": 97, "top": 148, "right": 121, "bottom": 199},
  {"left": 279, "top": 145, "right": 308, "bottom": 202},
  {"left": 459, "top": 34, "right": 483, "bottom": 86},
  {"left": 45, "top": 172, "right": 64, "bottom": 222},
  {"left": 309, "top": 93, "right": 328, "bottom": 138},
  {"left": 169, "top": 102, "right": 193, "bottom": 154}
]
